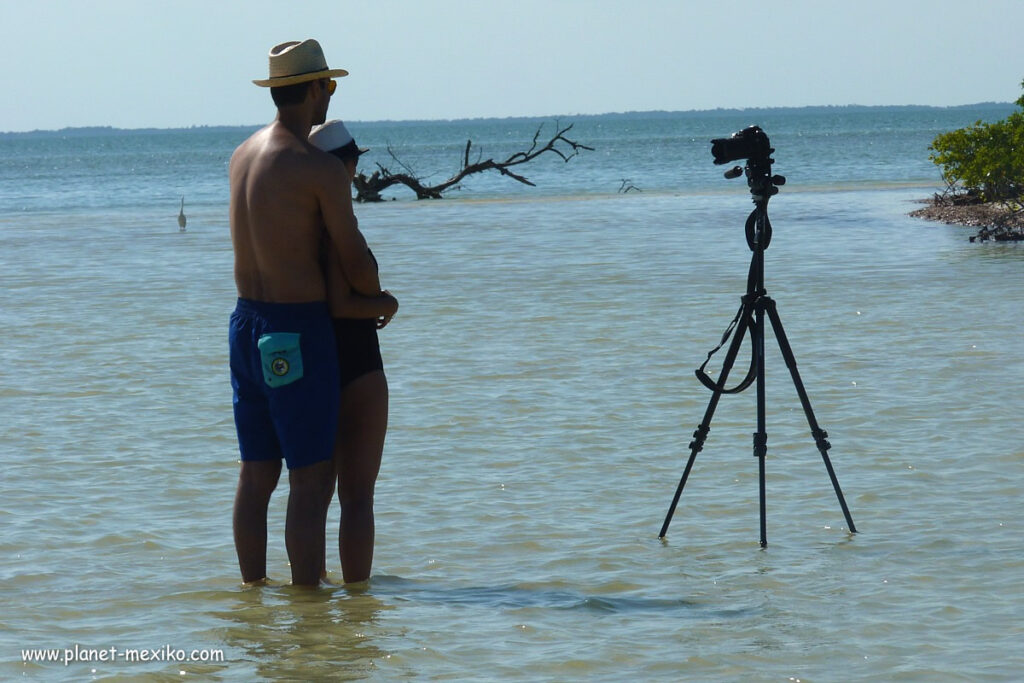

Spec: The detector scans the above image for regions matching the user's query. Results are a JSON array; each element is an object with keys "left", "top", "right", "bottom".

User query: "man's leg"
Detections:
[
  {"left": 233, "top": 459, "right": 282, "bottom": 583},
  {"left": 286, "top": 459, "right": 335, "bottom": 586}
]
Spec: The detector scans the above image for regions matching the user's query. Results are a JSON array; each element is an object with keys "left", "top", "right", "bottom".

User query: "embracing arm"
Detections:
[
  {"left": 316, "top": 161, "right": 380, "bottom": 297},
  {"left": 331, "top": 289, "right": 399, "bottom": 323}
]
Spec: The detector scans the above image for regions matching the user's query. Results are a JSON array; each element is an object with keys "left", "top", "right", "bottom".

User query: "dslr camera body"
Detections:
[{"left": 711, "top": 125, "right": 773, "bottom": 165}]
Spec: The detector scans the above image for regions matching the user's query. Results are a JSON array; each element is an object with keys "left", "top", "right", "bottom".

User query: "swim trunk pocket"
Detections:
[{"left": 258, "top": 332, "right": 304, "bottom": 388}]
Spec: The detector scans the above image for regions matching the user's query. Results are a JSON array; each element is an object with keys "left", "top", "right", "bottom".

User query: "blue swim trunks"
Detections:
[{"left": 229, "top": 298, "right": 339, "bottom": 470}]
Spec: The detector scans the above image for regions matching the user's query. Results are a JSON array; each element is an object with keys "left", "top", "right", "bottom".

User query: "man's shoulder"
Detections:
[
  {"left": 266, "top": 130, "right": 339, "bottom": 173},
  {"left": 296, "top": 144, "right": 348, "bottom": 193},
  {"left": 233, "top": 132, "right": 310, "bottom": 172},
  {"left": 230, "top": 126, "right": 271, "bottom": 172},
  {"left": 230, "top": 125, "right": 346, "bottom": 194}
]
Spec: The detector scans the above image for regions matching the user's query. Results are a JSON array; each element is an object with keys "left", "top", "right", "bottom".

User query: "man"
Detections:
[{"left": 228, "top": 39, "right": 379, "bottom": 586}]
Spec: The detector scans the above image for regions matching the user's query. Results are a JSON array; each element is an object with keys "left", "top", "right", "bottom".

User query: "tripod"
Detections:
[{"left": 658, "top": 146, "right": 857, "bottom": 546}]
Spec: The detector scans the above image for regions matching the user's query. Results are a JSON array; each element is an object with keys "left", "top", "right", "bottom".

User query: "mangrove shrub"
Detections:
[{"left": 928, "top": 80, "right": 1024, "bottom": 202}]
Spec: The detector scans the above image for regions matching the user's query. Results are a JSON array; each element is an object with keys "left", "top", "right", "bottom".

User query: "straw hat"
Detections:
[
  {"left": 252, "top": 39, "right": 348, "bottom": 87},
  {"left": 309, "top": 120, "right": 369, "bottom": 159}
]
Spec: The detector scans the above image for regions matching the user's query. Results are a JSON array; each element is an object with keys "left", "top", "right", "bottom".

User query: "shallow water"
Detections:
[{"left": 2, "top": 110, "right": 1023, "bottom": 680}]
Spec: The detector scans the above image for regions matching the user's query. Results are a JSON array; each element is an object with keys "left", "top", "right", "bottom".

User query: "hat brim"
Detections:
[
  {"left": 253, "top": 68, "right": 349, "bottom": 87},
  {"left": 328, "top": 144, "right": 370, "bottom": 161}
]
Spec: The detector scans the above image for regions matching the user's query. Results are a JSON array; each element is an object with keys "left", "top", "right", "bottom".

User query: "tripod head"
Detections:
[
  {"left": 711, "top": 125, "right": 787, "bottom": 251},
  {"left": 712, "top": 125, "right": 787, "bottom": 204}
]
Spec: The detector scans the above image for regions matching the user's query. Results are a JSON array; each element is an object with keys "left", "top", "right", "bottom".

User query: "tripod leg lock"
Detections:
[
  {"left": 812, "top": 428, "right": 831, "bottom": 452},
  {"left": 753, "top": 432, "right": 768, "bottom": 459},
  {"left": 688, "top": 425, "right": 710, "bottom": 453}
]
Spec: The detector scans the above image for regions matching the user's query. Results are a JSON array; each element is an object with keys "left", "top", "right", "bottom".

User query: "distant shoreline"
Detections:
[{"left": 0, "top": 102, "right": 1015, "bottom": 138}]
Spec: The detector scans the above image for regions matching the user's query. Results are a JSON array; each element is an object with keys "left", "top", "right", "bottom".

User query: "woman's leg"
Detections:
[
  {"left": 334, "top": 370, "right": 388, "bottom": 583},
  {"left": 321, "top": 461, "right": 337, "bottom": 581}
]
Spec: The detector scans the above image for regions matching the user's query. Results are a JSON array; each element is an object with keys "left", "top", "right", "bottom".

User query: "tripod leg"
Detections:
[
  {"left": 764, "top": 298, "right": 858, "bottom": 534},
  {"left": 753, "top": 301, "right": 768, "bottom": 547},
  {"left": 659, "top": 303, "right": 754, "bottom": 539}
]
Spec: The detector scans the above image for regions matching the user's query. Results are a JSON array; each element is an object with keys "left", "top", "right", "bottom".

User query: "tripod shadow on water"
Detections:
[
  {"left": 367, "top": 575, "right": 745, "bottom": 616},
  {"left": 203, "top": 571, "right": 761, "bottom": 678}
]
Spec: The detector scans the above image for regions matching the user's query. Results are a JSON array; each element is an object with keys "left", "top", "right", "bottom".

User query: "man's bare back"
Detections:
[{"left": 230, "top": 121, "right": 379, "bottom": 303}]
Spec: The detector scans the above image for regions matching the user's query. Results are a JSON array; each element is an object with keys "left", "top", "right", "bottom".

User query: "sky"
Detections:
[{"left": 1, "top": 0, "right": 1022, "bottom": 132}]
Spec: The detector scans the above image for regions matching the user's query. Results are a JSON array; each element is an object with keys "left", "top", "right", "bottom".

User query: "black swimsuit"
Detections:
[
  {"left": 333, "top": 249, "right": 384, "bottom": 388},
  {"left": 333, "top": 317, "right": 383, "bottom": 387}
]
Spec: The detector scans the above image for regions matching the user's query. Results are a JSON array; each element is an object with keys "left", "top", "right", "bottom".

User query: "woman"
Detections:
[{"left": 310, "top": 119, "right": 398, "bottom": 584}]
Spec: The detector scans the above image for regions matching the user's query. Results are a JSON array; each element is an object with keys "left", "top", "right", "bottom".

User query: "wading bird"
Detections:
[{"left": 178, "top": 196, "right": 187, "bottom": 232}]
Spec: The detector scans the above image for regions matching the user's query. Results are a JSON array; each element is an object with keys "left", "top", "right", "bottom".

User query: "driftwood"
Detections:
[{"left": 352, "top": 122, "right": 593, "bottom": 201}]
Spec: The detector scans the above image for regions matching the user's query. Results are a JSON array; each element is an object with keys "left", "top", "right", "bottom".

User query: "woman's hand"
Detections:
[{"left": 377, "top": 290, "right": 399, "bottom": 329}]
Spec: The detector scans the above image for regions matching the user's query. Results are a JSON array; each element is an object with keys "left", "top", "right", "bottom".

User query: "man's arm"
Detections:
[
  {"left": 330, "top": 290, "right": 399, "bottom": 320},
  {"left": 316, "top": 159, "right": 380, "bottom": 296}
]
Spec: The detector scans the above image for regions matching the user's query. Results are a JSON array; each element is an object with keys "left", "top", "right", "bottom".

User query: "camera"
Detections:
[{"left": 711, "top": 125, "right": 773, "bottom": 165}]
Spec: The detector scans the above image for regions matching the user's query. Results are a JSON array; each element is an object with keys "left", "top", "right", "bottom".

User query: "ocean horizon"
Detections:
[{"left": 1, "top": 101, "right": 1015, "bottom": 136}]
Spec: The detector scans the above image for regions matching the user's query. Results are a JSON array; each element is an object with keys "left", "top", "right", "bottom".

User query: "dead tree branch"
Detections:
[{"left": 352, "top": 121, "right": 593, "bottom": 202}]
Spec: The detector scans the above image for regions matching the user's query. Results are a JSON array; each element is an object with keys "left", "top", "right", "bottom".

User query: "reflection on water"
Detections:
[{"left": 215, "top": 583, "right": 392, "bottom": 680}]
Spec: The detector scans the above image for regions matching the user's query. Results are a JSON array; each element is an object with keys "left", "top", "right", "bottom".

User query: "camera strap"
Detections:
[
  {"left": 694, "top": 298, "right": 757, "bottom": 395},
  {"left": 694, "top": 205, "right": 771, "bottom": 394}
]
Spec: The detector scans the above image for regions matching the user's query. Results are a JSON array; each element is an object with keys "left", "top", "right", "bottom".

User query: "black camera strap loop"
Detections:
[
  {"left": 695, "top": 204, "right": 768, "bottom": 396},
  {"left": 694, "top": 297, "right": 757, "bottom": 394},
  {"left": 746, "top": 207, "right": 772, "bottom": 251}
]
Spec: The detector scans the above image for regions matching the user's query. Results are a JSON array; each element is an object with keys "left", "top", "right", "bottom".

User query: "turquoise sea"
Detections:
[{"left": 1, "top": 105, "right": 1023, "bottom": 681}]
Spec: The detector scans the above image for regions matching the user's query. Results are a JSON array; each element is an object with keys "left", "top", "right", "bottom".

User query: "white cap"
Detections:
[{"left": 309, "top": 119, "right": 368, "bottom": 158}]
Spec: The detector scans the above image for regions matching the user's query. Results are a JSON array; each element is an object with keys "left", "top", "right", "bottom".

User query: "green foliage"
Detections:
[{"left": 929, "top": 79, "right": 1024, "bottom": 202}]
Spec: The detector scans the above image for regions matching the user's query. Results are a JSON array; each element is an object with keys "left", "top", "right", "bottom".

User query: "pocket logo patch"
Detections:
[
  {"left": 271, "top": 358, "right": 290, "bottom": 376},
  {"left": 258, "top": 332, "right": 304, "bottom": 388}
]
